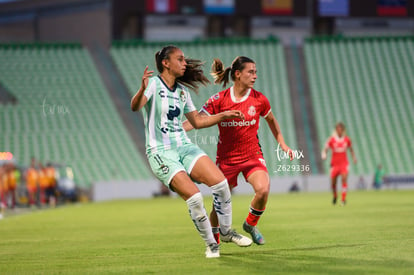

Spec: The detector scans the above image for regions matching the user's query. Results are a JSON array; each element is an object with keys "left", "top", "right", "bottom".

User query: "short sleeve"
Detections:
[
  {"left": 201, "top": 93, "right": 221, "bottom": 116},
  {"left": 183, "top": 90, "right": 196, "bottom": 114},
  {"left": 143, "top": 77, "right": 156, "bottom": 100},
  {"left": 260, "top": 94, "right": 272, "bottom": 118}
]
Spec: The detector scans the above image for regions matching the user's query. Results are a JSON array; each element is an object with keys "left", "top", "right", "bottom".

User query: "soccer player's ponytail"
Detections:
[
  {"left": 211, "top": 58, "right": 232, "bottom": 88},
  {"left": 155, "top": 45, "right": 210, "bottom": 93},
  {"left": 211, "top": 56, "right": 255, "bottom": 88}
]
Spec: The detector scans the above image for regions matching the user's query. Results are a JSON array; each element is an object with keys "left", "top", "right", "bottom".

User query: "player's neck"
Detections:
[
  {"left": 160, "top": 72, "right": 176, "bottom": 90},
  {"left": 233, "top": 83, "right": 249, "bottom": 99}
]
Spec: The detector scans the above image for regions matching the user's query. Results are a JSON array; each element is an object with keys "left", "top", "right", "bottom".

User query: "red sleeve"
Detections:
[
  {"left": 326, "top": 137, "right": 333, "bottom": 149},
  {"left": 260, "top": 94, "right": 271, "bottom": 117},
  {"left": 201, "top": 93, "right": 221, "bottom": 115},
  {"left": 347, "top": 137, "right": 352, "bottom": 147}
]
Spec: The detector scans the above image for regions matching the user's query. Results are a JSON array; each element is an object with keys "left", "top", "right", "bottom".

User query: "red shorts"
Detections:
[
  {"left": 330, "top": 164, "right": 349, "bottom": 178},
  {"left": 218, "top": 157, "right": 268, "bottom": 188}
]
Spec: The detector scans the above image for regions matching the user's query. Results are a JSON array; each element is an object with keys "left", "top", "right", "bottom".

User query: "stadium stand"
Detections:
[
  {"left": 0, "top": 43, "right": 152, "bottom": 186},
  {"left": 111, "top": 38, "right": 301, "bottom": 176},
  {"left": 304, "top": 36, "right": 414, "bottom": 175}
]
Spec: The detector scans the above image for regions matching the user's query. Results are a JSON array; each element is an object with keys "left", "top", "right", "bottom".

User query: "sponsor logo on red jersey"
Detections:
[{"left": 220, "top": 119, "right": 257, "bottom": 127}]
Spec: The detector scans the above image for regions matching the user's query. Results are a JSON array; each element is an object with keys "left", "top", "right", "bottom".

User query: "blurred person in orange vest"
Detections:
[
  {"left": 0, "top": 164, "right": 6, "bottom": 218},
  {"left": 5, "top": 162, "right": 18, "bottom": 209},
  {"left": 26, "top": 157, "right": 38, "bottom": 207},
  {"left": 38, "top": 161, "right": 49, "bottom": 206},
  {"left": 45, "top": 162, "right": 57, "bottom": 207}
]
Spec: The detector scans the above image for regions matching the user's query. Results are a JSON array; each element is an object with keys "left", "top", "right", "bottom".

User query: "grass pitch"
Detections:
[{"left": 1, "top": 190, "right": 413, "bottom": 274}]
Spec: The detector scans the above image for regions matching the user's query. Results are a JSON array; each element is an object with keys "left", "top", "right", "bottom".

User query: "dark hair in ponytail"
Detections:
[
  {"left": 155, "top": 45, "right": 210, "bottom": 93},
  {"left": 211, "top": 56, "right": 255, "bottom": 88}
]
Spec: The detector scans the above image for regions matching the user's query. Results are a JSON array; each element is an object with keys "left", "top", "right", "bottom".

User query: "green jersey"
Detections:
[{"left": 142, "top": 76, "right": 196, "bottom": 154}]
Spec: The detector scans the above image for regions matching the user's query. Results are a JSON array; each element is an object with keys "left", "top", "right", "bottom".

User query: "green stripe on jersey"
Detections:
[{"left": 141, "top": 76, "right": 196, "bottom": 154}]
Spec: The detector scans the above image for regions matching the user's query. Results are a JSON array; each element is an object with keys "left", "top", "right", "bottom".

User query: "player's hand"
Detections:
[
  {"left": 321, "top": 151, "right": 327, "bottom": 160},
  {"left": 141, "top": 66, "right": 154, "bottom": 91},
  {"left": 223, "top": 110, "right": 244, "bottom": 120},
  {"left": 281, "top": 144, "right": 294, "bottom": 161}
]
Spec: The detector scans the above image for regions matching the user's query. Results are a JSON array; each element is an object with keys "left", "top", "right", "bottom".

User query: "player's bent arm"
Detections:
[
  {"left": 131, "top": 88, "right": 148, "bottom": 112},
  {"left": 321, "top": 145, "right": 328, "bottom": 160},
  {"left": 265, "top": 112, "right": 292, "bottom": 157},
  {"left": 349, "top": 145, "right": 357, "bottom": 164},
  {"left": 131, "top": 66, "right": 153, "bottom": 112},
  {"left": 185, "top": 110, "right": 244, "bottom": 130}
]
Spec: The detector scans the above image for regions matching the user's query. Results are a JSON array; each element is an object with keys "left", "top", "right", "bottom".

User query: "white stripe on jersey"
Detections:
[
  {"left": 174, "top": 115, "right": 183, "bottom": 147},
  {"left": 161, "top": 89, "right": 171, "bottom": 151}
]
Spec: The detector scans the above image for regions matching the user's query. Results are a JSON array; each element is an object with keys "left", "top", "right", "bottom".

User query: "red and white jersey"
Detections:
[
  {"left": 202, "top": 87, "right": 271, "bottom": 164},
  {"left": 325, "top": 135, "right": 352, "bottom": 167}
]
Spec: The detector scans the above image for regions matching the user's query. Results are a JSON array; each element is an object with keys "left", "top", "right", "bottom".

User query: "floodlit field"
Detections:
[{"left": 1, "top": 190, "right": 413, "bottom": 274}]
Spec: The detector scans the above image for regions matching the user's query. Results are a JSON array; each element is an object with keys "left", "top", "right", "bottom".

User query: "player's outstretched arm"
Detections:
[
  {"left": 131, "top": 66, "right": 153, "bottom": 112},
  {"left": 185, "top": 110, "right": 244, "bottom": 130},
  {"left": 182, "top": 119, "right": 194, "bottom": 132},
  {"left": 182, "top": 111, "right": 207, "bottom": 132},
  {"left": 265, "top": 111, "right": 294, "bottom": 160}
]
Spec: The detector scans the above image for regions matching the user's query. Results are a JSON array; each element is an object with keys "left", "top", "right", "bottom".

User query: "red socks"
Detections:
[
  {"left": 213, "top": 206, "right": 265, "bottom": 242},
  {"left": 342, "top": 183, "right": 348, "bottom": 202},
  {"left": 212, "top": 227, "right": 220, "bottom": 244},
  {"left": 332, "top": 182, "right": 337, "bottom": 199},
  {"left": 246, "top": 206, "right": 265, "bottom": 227}
]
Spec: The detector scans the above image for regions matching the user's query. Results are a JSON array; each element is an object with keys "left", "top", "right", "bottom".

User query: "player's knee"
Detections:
[{"left": 255, "top": 186, "right": 269, "bottom": 201}]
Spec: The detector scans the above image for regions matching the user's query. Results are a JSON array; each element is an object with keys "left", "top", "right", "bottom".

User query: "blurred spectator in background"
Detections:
[
  {"left": 0, "top": 165, "right": 5, "bottom": 218},
  {"left": 373, "top": 164, "right": 385, "bottom": 190},
  {"left": 289, "top": 181, "right": 300, "bottom": 193},
  {"left": 5, "top": 163, "right": 18, "bottom": 209},
  {"left": 26, "top": 157, "right": 39, "bottom": 207},
  {"left": 153, "top": 181, "right": 171, "bottom": 197},
  {"left": 356, "top": 176, "right": 367, "bottom": 190},
  {"left": 38, "top": 161, "right": 49, "bottom": 206},
  {"left": 45, "top": 163, "right": 57, "bottom": 207}
]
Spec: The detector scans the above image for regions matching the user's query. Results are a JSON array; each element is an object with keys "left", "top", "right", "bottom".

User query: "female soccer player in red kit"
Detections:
[
  {"left": 185, "top": 56, "right": 293, "bottom": 245},
  {"left": 321, "top": 122, "right": 357, "bottom": 206}
]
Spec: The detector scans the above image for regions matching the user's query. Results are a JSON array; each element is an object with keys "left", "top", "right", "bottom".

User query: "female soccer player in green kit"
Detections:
[{"left": 131, "top": 45, "right": 252, "bottom": 258}]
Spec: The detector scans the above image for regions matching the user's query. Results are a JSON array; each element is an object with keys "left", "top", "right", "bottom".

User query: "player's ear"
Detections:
[
  {"left": 234, "top": 70, "right": 241, "bottom": 79},
  {"left": 162, "top": 59, "right": 169, "bottom": 70}
]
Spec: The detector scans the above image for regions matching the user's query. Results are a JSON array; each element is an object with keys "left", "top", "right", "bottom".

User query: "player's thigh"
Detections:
[
  {"left": 170, "top": 171, "right": 200, "bottom": 201},
  {"left": 330, "top": 166, "right": 340, "bottom": 184},
  {"left": 190, "top": 156, "right": 226, "bottom": 187},
  {"left": 147, "top": 151, "right": 185, "bottom": 188},
  {"left": 247, "top": 169, "right": 270, "bottom": 195}
]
